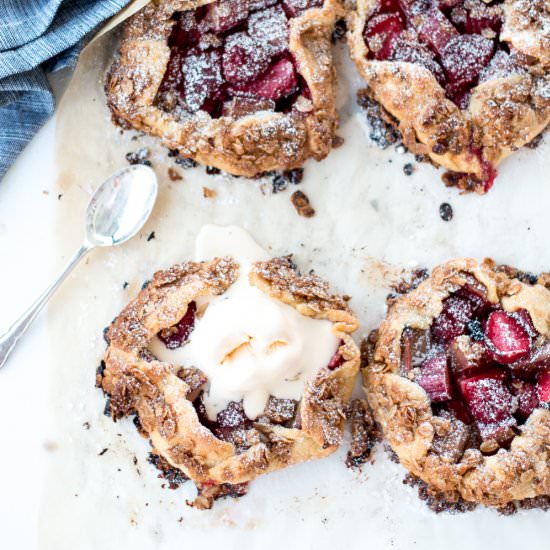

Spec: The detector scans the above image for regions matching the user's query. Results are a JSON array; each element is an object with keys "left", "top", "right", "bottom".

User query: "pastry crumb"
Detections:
[
  {"left": 202, "top": 186, "right": 217, "bottom": 198},
  {"left": 291, "top": 190, "right": 315, "bottom": 218},
  {"left": 167, "top": 167, "right": 182, "bottom": 181}
]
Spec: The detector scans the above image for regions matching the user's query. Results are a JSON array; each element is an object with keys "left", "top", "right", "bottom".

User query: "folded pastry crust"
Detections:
[
  {"left": 99, "top": 256, "right": 360, "bottom": 505},
  {"left": 347, "top": 0, "right": 550, "bottom": 192},
  {"left": 106, "top": 0, "right": 340, "bottom": 176},
  {"left": 365, "top": 258, "right": 550, "bottom": 506}
]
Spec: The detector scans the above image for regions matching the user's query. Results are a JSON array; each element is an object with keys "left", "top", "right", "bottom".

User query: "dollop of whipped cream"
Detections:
[{"left": 151, "top": 225, "right": 339, "bottom": 420}]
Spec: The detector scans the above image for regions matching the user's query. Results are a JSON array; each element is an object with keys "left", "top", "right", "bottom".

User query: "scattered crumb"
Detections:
[
  {"left": 168, "top": 167, "right": 183, "bottom": 181},
  {"left": 57, "top": 194, "right": 63, "bottom": 200},
  {"left": 98, "top": 448, "right": 109, "bottom": 456},
  {"left": 43, "top": 441, "right": 58, "bottom": 452},
  {"left": 206, "top": 166, "right": 221, "bottom": 175},
  {"left": 126, "top": 148, "right": 151, "bottom": 167},
  {"left": 147, "top": 231, "right": 156, "bottom": 241},
  {"left": 439, "top": 202, "right": 453, "bottom": 222},
  {"left": 123, "top": 281, "right": 129, "bottom": 289},
  {"left": 82, "top": 421, "right": 91, "bottom": 430},
  {"left": 203, "top": 186, "right": 217, "bottom": 198},
  {"left": 291, "top": 190, "right": 315, "bottom": 218},
  {"left": 332, "top": 135, "right": 345, "bottom": 148},
  {"left": 42, "top": 190, "right": 49, "bottom": 196},
  {"left": 403, "top": 163, "right": 415, "bottom": 176}
]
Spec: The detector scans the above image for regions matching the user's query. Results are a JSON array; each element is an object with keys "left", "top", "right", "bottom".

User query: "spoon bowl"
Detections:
[
  {"left": 85, "top": 165, "right": 158, "bottom": 247},
  {"left": 0, "top": 164, "right": 158, "bottom": 369}
]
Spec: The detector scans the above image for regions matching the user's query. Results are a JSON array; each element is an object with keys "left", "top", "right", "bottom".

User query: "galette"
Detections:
[
  {"left": 98, "top": 226, "right": 360, "bottom": 509},
  {"left": 347, "top": 0, "right": 550, "bottom": 193},
  {"left": 364, "top": 258, "right": 550, "bottom": 507},
  {"left": 107, "top": 0, "right": 341, "bottom": 177}
]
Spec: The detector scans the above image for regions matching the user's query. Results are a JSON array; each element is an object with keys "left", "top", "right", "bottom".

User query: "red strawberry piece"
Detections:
[
  {"left": 202, "top": 0, "right": 249, "bottom": 33},
  {"left": 537, "top": 370, "right": 550, "bottom": 404},
  {"left": 485, "top": 310, "right": 532, "bottom": 364},
  {"left": 440, "top": 34, "right": 494, "bottom": 88},
  {"left": 511, "top": 380, "right": 539, "bottom": 420},
  {"left": 400, "top": 327, "right": 431, "bottom": 373},
  {"left": 223, "top": 32, "right": 271, "bottom": 84},
  {"left": 364, "top": 13, "right": 405, "bottom": 60},
  {"left": 181, "top": 49, "right": 223, "bottom": 112},
  {"left": 464, "top": 0, "right": 502, "bottom": 36},
  {"left": 328, "top": 343, "right": 345, "bottom": 370},
  {"left": 158, "top": 301, "right": 197, "bottom": 349},
  {"left": 281, "top": 0, "right": 323, "bottom": 18},
  {"left": 236, "top": 57, "right": 298, "bottom": 100},
  {"left": 248, "top": 5, "right": 289, "bottom": 58},
  {"left": 249, "top": 0, "right": 278, "bottom": 11},
  {"left": 417, "top": 354, "right": 453, "bottom": 403},
  {"left": 445, "top": 399, "right": 473, "bottom": 424},
  {"left": 169, "top": 11, "right": 201, "bottom": 49},
  {"left": 410, "top": 7, "right": 458, "bottom": 55},
  {"left": 458, "top": 367, "right": 513, "bottom": 425},
  {"left": 449, "top": 335, "right": 486, "bottom": 376}
]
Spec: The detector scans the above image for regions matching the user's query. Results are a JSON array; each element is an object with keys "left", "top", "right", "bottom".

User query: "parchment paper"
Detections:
[{"left": 42, "top": 4, "right": 550, "bottom": 548}]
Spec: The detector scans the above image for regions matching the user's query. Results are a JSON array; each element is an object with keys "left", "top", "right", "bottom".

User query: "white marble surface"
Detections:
[{"left": 1, "top": 37, "right": 550, "bottom": 550}]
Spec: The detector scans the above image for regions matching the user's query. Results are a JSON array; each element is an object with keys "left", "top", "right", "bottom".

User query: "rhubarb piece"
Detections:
[
  {"left": 401, "top": 327, "right": 431, "bottom": 372},
  {"left": 248, "top": 5, "right": 289, "bottom": 58},
  {"left": 158, "top": 301, "right": 197, "bottom": 349},
  {"left": 328, "top": 346, "right": 345, "bottom": 370},
  {"left": 511, "top": 380, "right": 539, "bottom": 420},
  {"left": 169, "top": 12, "right": 201, "bottom": 49},
  {"left": 364, "top": 13, "right": 405, "bottom": 60},
  {"left": 513, "top": 309, "right": 538, "bottom": 338},
  {"left": 281, "top": 0, "right": 323, "bottom": 18},
  {"left": 437, "top": 0, "right": 461, "bottom": 8},
  {"left": 440, "top": 34, "right": 494, "bottom": 89},
  {"left": 181, "top": 49, "right": 223, "bottom": 112},
  {"left": 202, "top": 0, "right": 249, "bottom": 33},
  {"left": 477, "top": 418, "right": 517, "bottom": 446},
  {"left": 464, "top": 1, "right": 502, "bottom": 36},
  {"left": 449, "top": 335, "right": 486, "bottom": 375},
  {"left": 537, "top": 370, "right": 550, "bottom": 405},
  {"left": 249, "top": 0, "right": 278, "bottom": 11},
  {"left": 214, "top": 401, "right": 252, "bottom": 443},
  {"left": 431, "top": 290, "right": 483, "bottom": 343},
  {"left": 262, "top": 397, "right": 298, "bottom": 424},
  {"left": 431, "top": 410, "right": 471, "bottom": 463},
  {"left": 236, "top": 57, "right": 298, "bottom": 100},
  {"left": 410, "top": 6, "right": 458, "bottom": 55},
  {"left": 458, "top": 368, "right": 514, "bottom": 425},
  {"left": 510, "top": 340, "right": 550, "bottom": 372},
  {"left": 222, "top": 32, "right": 271, "bottom": 84},
  {"left": 445, "top": 399, "right": 472, "bottom": 425},
  {"left": 485, "top": 310, "right": 532, "bottom": 364},
  {"left": 222, "top": 96, "right": 275, "bottom": 117},
  {"left": 390, "top": 36, "right": 446, "bottom": 84},
  {"left": 417, "top": 355, "right": 453, "bottom": 403}
]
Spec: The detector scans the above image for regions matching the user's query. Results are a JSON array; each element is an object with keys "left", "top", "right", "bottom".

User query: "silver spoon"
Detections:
[{"left": 0, "top": 165, "right": 158, "bottom": 369}]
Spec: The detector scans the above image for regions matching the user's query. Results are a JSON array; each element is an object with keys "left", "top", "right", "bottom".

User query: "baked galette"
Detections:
[
  {"left": 107, "top": 0, "right": 341, "bottom": 177},
  {"left": 98, "top": 226, "right": 360, "bottom": 509},
  {"left": 364, "top": 258, "right": 550, "bottom": 507},
  {"left": 347, "top": 0, "right": 550, "bottom": 193}
]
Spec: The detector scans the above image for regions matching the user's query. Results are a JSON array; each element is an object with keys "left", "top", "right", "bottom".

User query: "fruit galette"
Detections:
[
  {"left": 98, "top": 227, "right": 359, "bottom": 509},
  {"left": 364, "top": 258, "right": 550, "bottom": 507},
  {"left": 107, "top": 0, "right": 340, "bottom": 177},
  {"left": 347, "top": 0, "right": 550, "bottom": 193}
]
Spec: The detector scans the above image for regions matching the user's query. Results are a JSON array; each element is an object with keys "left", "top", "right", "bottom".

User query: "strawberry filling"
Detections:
[
  {"left": 401, "top": 283, "right": 550, "bottom": 454},
  {"left": 156, "top": 0, "right": 322, "bottom": 118},
  {"left": 363, "top": 0, "right": 506, "bottom": 109}
]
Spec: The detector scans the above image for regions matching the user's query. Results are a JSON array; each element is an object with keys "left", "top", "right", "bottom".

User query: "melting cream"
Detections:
[{"left": 150, "top": 225, "right": 339, "bottom": 420}]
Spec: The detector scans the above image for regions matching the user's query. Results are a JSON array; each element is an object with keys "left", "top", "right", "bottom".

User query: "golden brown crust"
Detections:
[
  {"left": 365, "top": 258, "right": 550, "bottom": 507},
  {"left": 101, "top": 255, "right": 360, "bottom": 493},
  {"left": 106, "top": 0, "right": 341, "bottom": 177},
  {"left": 346, "top": 0, "right": 550, "bottom": 191}
]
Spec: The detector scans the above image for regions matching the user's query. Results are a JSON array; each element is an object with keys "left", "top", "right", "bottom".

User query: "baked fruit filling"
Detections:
[
  {"left": 155, "top": 297, "right": 345, "bottom": 450},
  {"left": 156, "top": 0, "right": 323, "bottom": 119},
  {"left": 363, "top": 0, "right": 509, "bottom": 109},
  {"left": 402, "top": 283, "right": 550, "bottom": 455}
]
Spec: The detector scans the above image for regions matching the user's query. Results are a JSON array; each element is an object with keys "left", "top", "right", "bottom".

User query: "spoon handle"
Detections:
[{"left": 0, "top": 244, "right": 91, "bottom": 369}]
